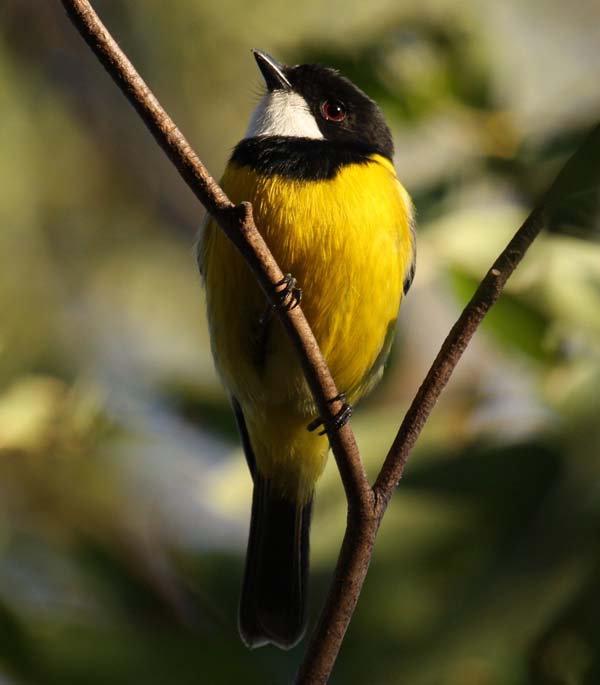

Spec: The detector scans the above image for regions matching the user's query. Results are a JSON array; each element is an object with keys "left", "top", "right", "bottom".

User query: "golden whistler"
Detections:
[{"left": 198, "top": 50, "right": 415, "bottom": 649}]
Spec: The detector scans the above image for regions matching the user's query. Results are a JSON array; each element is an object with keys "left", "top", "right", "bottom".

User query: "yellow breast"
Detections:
[{"left": 201, "top": 154, "right": 414, "bottom": 415}]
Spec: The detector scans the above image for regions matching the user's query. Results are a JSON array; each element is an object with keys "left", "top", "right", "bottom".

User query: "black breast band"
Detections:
[{"left": 230, "top": 136, "right": 385, "bottom": 181}]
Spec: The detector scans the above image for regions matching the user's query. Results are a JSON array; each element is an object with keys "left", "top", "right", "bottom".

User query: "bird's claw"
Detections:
[
  {"left": 259, "top": 274, "right": 302, "bottom": 326},
  {"left": 274, "top": 273, "right": 302, "bottom": 312},
  {"left": 307, "top": 393, "right": 353, "bottom": 435}
]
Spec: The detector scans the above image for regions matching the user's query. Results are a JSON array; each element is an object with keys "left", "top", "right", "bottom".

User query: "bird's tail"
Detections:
[{"left": 238, "top": 473, "right": 312, "bottom": 650}]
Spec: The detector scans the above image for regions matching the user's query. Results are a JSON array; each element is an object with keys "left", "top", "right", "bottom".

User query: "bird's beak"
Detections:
[{"left": 252, "top": 49, "right": 292, "bottom": 92}]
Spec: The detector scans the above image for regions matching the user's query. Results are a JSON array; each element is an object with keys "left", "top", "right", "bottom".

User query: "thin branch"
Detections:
[
  {"left": 373, "top": 208, "right": 545, "bottom": 509},
  {"left": 61, "top": 0, "right": 230, "bottom": 214},
  {"left": 58, "top": 0, "right": 371, "bottom": 512},
  {"left": 371, "top": 122, "right": 600, "bottom": 509}
]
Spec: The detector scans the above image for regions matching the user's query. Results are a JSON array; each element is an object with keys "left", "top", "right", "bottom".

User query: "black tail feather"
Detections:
[{"left": 239, "top": 474, "right": 312, "bottom": 650}]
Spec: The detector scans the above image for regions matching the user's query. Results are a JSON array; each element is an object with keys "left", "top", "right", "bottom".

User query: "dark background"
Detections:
[{"left": 1, "top": 1, "right": 600, "bottom": 683}]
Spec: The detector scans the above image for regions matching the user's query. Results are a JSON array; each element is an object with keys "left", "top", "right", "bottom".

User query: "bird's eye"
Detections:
[{"left": 320, "top": 99, "right": 347, "bottom": 123}]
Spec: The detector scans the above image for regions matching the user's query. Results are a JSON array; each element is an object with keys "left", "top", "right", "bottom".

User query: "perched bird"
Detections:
[{"left": 198, "top": 50, "right": 415, "bottom": 649}]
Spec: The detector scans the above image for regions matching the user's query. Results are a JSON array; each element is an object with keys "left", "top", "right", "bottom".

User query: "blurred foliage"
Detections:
[{"left": 1, "top": 0, "right": 600, "bottom": 683}]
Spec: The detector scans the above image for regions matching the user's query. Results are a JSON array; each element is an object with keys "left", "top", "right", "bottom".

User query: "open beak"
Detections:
[{"left": 252, "top": 49, "right": 292, "bottom": 91}]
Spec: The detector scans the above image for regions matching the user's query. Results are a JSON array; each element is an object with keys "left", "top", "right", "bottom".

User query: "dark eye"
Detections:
[{"left": 320, "top": 99, "right": 347, "bottom": 123}]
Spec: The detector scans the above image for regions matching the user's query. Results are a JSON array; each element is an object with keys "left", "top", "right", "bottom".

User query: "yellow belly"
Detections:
[{"left": 201, "top": 154, "right": 413, "bottom": 499}]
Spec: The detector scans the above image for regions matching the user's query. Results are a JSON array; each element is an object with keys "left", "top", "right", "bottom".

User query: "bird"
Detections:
[{"left": 197, "top": 49, "right": 415, "bottom": 650}]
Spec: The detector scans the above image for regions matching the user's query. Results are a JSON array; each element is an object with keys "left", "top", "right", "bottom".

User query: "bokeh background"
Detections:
[{"left": 1, "top": 1, "right": 600, "bottom": 683}]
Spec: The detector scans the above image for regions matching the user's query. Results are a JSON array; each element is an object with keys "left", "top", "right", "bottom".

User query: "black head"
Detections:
[{"left": 251, "top": 50, "right": 394, "bottom": 160}]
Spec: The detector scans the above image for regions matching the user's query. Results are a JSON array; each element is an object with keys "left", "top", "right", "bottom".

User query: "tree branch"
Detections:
[
  {"left": 373, "top": 207, "right": 545, "bottom": 509},
  {"left": 58, "top": 0, "right": 371, "bottom": 513},
  {"left": 59, "top": 1, "right": 588, "bottom": 683}
]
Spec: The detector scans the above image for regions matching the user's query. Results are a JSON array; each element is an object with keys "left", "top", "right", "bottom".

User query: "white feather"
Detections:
[{"left": 245, "top": 91, "right": 323, "bottom": 140}]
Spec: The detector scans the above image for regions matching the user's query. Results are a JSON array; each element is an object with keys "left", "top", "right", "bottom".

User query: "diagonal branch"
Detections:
[
  {"left": 58, "top": 0, "right": 372, "bottom": 512},
  {"left": 373, "top": 207, "right": 545, "bottom": 509},
  {"left": 372, "top": 122, "right": 600, "bottom": 511}
]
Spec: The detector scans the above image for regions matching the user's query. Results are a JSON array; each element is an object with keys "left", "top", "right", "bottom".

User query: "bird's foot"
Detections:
[
  {"left": 274, "top": 273, "right": 303, "bottom": 311},
  {"left": 259, "top": 273, "right": 302, "bottom": 326},
  {"left": 307, "top": 393, "right": 353, "bottom": 436}
]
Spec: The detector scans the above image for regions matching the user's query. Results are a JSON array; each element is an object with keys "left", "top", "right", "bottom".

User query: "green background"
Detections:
[{"left": 1, "top": 1, "right": 600, "bottom": 683}]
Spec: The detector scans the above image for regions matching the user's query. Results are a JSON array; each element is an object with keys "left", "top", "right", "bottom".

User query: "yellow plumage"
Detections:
[{"left": 201, "top": 153, "right": 414, "bottom": 502}]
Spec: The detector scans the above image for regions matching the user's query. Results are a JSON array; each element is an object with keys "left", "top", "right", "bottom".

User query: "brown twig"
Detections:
[
  {"left": 373, "top": 208, "right": 545, "bottom": 509},
  {"left": 58, "top": 0, "right": 371, "bottom": 514},
  {"left": 58, "top": 1, "right": 580, "bottom": 682}
]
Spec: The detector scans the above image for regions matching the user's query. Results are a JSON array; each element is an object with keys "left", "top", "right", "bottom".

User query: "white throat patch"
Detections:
[{"left": 245, "top": 91, "right": 324, "bottom": 140}]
